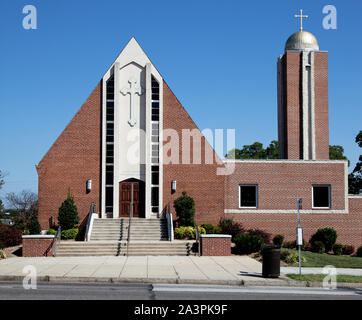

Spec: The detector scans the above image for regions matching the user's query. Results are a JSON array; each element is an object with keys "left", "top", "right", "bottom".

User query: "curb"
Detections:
[{"left": 0, "top": 275, "right": 361, "bottom": 289}]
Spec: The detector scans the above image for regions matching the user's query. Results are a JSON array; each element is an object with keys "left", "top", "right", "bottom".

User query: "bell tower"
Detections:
[{"left": 277, "top": 10, "right": 329, "bottom": 160}]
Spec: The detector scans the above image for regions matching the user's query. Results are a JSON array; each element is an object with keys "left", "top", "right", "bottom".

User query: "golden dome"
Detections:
[{"left": 285, "top": 31, "right": 319, "bottom": 51}]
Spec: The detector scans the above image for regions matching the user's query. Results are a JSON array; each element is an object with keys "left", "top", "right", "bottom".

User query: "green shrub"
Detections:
[
  {"left": 47, "top": 229, "right": 57, "bottom": 235},
  {"left": 61, "top": 228, "right": 78, "bottom": 240},
  {"left": 282, "top": 240, "right": 295, "bottom": 249},
  {"left": 234, "top": 233, "right": 264, "bottom": 254},
  {"left": 282, "top": 240, "right": 308, "bottom": 250},
  {"left": 247, "top": 228, "right": 271, "bottom": 244},
  {"left": 311, "top": 241, "right": 325, "bottom": 254},
  {"left": 201, "top": 224, "right": 221, "bottom": 234},
  {"left": 58, "top": 189, "right": 80, "bottom": 230},
  {"left": 218, "top": 218, "right": 245, "bottom": 240},
  {"left": 173, "top": 191, "right": 195, "bottom": 227},
  {"left": 332, "top": 243, "right": 343, "bottom": 256},
  {"left": 0, "top": 250, "right": 6, "bottom": 259},
  {"left": 342, "top": 245, "right": 354, "bottom": 256},
  {"left": 174, "top": 226, "right": 205, "bottom": 240},
  {"left": 280, "top": 250, "right": 307, "bottom": 264},
  {"left": 0, "top": 242, "right": 4, "bottom": 250},
  {"left": 273, "top": 234, "right": 284, "bottom": 247},
  {"left": 310, "top": 227, "right": 337, "bottom": 253},
  {"left": 280, "top": 249, "right": 290, "bottom": 261},
  {"left": 357, "top": 246, "right": 362, "bottom": 257}
]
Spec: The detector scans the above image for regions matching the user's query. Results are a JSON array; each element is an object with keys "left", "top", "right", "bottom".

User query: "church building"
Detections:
[{"left": 36, "top": 24, "right": 362, "bottom": 248}]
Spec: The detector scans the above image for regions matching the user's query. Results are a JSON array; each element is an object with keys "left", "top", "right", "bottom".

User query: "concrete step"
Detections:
[{"left": 55, "top": 240, "right": 197, "bottom": 256}]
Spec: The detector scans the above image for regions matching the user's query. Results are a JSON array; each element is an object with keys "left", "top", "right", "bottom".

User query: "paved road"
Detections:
[{"left": 0, "top": 282, "right": 360, "bottom": 300}]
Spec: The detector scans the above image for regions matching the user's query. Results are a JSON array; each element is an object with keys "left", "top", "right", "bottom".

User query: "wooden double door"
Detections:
[{"left": 119, "top": 179, "right": 145, "bottom": 218}]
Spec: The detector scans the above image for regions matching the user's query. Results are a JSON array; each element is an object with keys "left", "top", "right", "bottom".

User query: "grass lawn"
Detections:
[
  {"left": 282, "top": 249, "right": 362, "bottom": 268},
  {"left": 286, "top": 274, "right": 362, "bottom": 283}
]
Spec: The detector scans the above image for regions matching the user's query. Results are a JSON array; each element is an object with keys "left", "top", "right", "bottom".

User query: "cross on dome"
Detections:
[{"left": 294, "top": 9, "right": 308, "bottom": 31}]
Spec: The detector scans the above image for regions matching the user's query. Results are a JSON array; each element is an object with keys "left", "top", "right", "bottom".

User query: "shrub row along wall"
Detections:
[{"left": 22, "top": 236, "right": 55, "bottom": 257}]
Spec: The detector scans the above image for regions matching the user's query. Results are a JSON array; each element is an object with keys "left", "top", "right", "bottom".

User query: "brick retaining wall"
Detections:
[
  {"left": 201, "top": 235, "right": 231, "bottom": 256},
  {"left": 22, "top": 236, "right": 56, "bottom": 257}
]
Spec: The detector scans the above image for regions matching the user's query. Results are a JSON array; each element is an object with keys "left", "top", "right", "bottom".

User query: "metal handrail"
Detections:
[
  {"left": 84, "top": 202, "right": 96, "bottom": 241},
  {"left": 126, "top": 184, "right": 134, "bottom": 256},
  {"left": 195, "top": 225, "right": 201, "bottom": 256},
  {"left": 52, "top": 226, "right": 61, "bottom": 257},
  {"left": 165, "top": 202, "right": 174, "bottom": 241}
]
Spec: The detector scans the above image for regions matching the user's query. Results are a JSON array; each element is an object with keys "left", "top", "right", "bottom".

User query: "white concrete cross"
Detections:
[{"left": 121, "top": 77, "right": 143, "bottom": 127}]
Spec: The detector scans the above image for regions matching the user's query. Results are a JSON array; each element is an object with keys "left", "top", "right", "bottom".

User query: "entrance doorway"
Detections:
[{"left": 119, "top": 179, "right": 145, "bottom": 218}]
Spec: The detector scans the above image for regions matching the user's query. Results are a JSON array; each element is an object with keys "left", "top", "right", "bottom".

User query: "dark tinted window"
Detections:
[
  {"left": 240, "top": 185, "right": 257, "bottom": 207},
  {"left": 313, "top": 186, "right": 330, "bottom": 208}
]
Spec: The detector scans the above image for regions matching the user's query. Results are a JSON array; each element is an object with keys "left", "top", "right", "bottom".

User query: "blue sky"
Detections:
[{"left": 0, "top": 0, "right": 361, "bottom": 202}]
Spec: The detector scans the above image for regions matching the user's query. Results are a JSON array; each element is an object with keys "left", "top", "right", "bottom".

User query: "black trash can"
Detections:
[{"left": 262, "top": 245, "right": 280, "bottom": 278}]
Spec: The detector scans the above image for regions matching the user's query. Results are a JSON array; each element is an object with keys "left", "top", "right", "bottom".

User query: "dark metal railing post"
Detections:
[{"left": 195, "top": 225, "right": 201, "bottom": 257}]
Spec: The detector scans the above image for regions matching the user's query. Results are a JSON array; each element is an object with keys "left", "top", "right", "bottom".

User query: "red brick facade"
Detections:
[
  {"left": 201, "top": 235, "right": 231, "bottom": 256},
  {"left": 314, "top": 52, "right": 329, "bottom": 160},
  {"left": 162, "top": 81, "right": 225, "bottom": 226},
  {"left": 37, "top": 82, "right": 102, "bottom": 230},
  {"left": 280, "top": 51, "right": 329, "bottom": 160},
  {"left": 225, "top": 161, "right": 346, "bottom": 211},
  {"left": 284, "top": 51, "right": 301, "bottom": 159},
  {"left": 224, "top": 161, "right": 362, "bottom": 248},
  {"left": 22, "top": 236, "right": 55, "bottom": 257}
]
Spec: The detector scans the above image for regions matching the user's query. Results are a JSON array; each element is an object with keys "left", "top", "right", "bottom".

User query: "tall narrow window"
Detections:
[
  {"left": 239, "top": 185, "right": 258, "bottom": 208},
  {"left": 313, "top": 185, "right": 331, "bottom": 208},
  {"left": 105, "top": 76, "right": 114, "bottom": 216},
  {"left": 150, "top": 76, "right": 160, "bottom": 214}
]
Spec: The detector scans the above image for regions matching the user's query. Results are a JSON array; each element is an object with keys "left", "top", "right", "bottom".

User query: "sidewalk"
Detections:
[
  {"left": 1, "top": 256, "right": 361, "bottom": 288},
  {"left": 0, "top": 255, "right": 286, "bottom": 286},
  {"left": 281, "top": 267, "right": 362, "bottom": 276}
]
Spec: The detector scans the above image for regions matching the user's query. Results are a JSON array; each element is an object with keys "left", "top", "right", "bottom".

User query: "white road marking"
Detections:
[{"left": 152, "top": 284, "right": 360, "bottom": 296}]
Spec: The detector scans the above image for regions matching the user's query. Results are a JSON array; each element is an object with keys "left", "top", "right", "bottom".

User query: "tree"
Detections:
[
  {"left": 226, "top": 142, "right": 266, "bottom": 159},
  {"left": 5, "top": 190, "right": 39, "bottom": 232},
  {"left": 356, "top": 131, "right": 362, "bottom": 148},
  {"left": 27, "top": 201, "right": 41, "bottom": 234},
  {"left": 265, "top": 140, "right": 279, "bottom": 159},
  {"left": 173, "top": 191, "right": 195, "bottom": 227},
  {"left": 329, "top": 145, "right": 349, "bottom": 164},
  {"left": 0, "top": 171, "right": 5, "bottom": 217},
  {"left": 349, "top": 130, "right": 362, "bottom": 194},
  {"left": 0, "top": 170, "right": 5, "bottom": 190},
  {"left": 58, "top": 189, "right": 79, "bottom": 230},
  {"left": 226, "top": 141, "right": 279, "bottom": 160}
]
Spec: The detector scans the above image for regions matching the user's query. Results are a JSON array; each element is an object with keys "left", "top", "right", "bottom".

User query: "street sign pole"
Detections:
[{"left": 297, "top": 198, "right": 303, "bottom": 275}]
